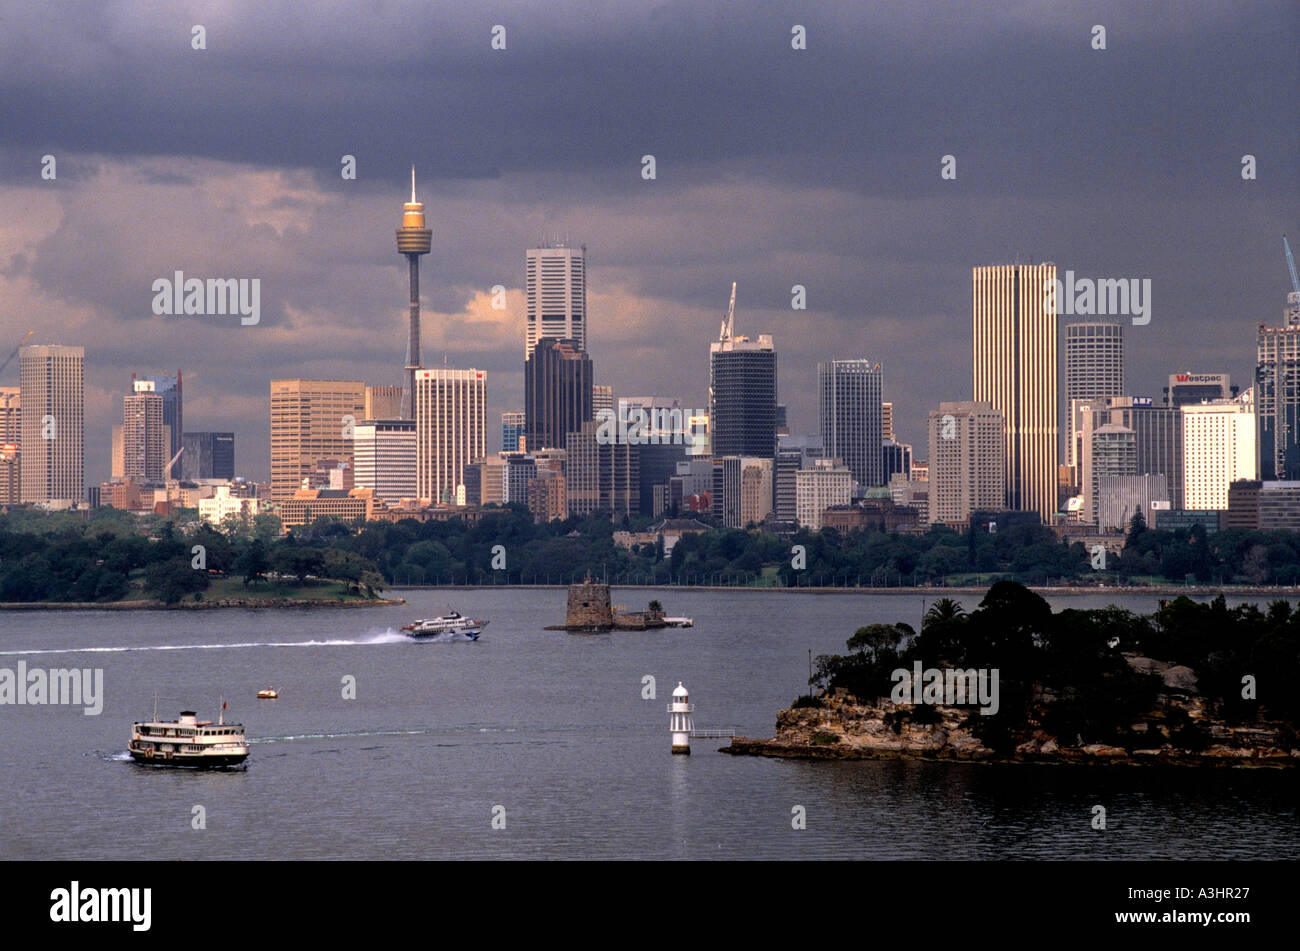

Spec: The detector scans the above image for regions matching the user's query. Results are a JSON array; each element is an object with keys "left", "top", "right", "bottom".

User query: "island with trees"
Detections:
[{"left": 723, "top": 582, "right": 1300, "bottom": 766}]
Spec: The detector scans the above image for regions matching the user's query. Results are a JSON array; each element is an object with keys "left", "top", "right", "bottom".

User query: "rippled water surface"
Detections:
[{"left": 1, "top": 588, "right": 1296, "bottom": 859}]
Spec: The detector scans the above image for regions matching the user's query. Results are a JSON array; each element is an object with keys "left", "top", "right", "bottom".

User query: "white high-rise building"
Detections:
[
  {"left": 927, "top": 401, "right": 1005, "bottom": 525},
  {"left": 415, "top": 368, "right": 485, "bottom": 504},
  {"left": 353, "top": 419, "right": 417, "bottom": 502},
  {"left": 1182, "top": 393, "right": 1255, "bottom": 510},
  {"left": 1064, "top": 322, "right": 1124, "bottom": 468},
  {"left": 795, "top": 457, "right": 852, "bottom": 530},
  {"left": 526, "top": 243, "right": 586, "bottom": 359},
  {"left": 123, "top": 381, "right": 166, "bottom": 482},
  {"left": 20, "top": 344, "right": 84, "bottom": 505}
]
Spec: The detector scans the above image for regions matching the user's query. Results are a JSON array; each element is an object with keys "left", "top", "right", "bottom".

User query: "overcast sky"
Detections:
[{"left": 1, "top": 0, "right": 1296, "bottom": 484}]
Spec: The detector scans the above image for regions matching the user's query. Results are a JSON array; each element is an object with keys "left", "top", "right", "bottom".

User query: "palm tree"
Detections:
[{"left": 923, "top": 597, "right": 965, "bottom": 631}]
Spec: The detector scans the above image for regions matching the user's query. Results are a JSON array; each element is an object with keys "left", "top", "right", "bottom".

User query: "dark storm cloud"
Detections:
[{"left": 0, "top": 0, "right": 1297, "bottom": 481}]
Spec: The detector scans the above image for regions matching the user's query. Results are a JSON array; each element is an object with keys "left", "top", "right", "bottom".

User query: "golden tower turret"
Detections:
[{"left": 396, "top": 167, "right": 432, "bottom": 420}]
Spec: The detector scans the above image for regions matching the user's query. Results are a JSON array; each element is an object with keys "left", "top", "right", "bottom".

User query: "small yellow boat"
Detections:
[{"left": 256, "top": 687, "right": 278, "bottom": 700}]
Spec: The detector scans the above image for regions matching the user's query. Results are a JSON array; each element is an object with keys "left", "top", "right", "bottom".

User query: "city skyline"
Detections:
[{"left": 0, "top": 2, "right": 1294, "bottom": 486}]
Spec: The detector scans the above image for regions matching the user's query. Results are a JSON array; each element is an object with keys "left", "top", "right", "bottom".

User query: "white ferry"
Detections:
[
  {"left": 128, "top": 704, "right": 249, "bottom": 768},
  {"left": 401, "top": 610, "right": 486, "bottom": 641}
]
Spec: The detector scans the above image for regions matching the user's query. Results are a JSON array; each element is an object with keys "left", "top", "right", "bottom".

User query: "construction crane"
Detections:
[
  {"left": 718, "top": 282, "right": 737, "bottom": 342},
  {"left": 1285, "top": 235, "right": 1300, "bottom": 326},
  {"left": 0, "top": 329, "right": 35, "bottom": 377}
]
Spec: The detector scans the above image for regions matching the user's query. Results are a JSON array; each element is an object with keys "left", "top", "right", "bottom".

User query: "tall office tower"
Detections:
[
  {"left": 795, "top": 457, "right": 852, "bottom": 530},
  {"left": 818, "top": 359, "right": 883, "bottom": 489},
  {"left": 19, "top": 344, "right": 84, "bottom": 505},
  {"left": 269, "top": 379, "right": 366, "bottom": 499},
  {"left": 180, "top": 432, "right": 235, "bottom": 481},
  {"left": 711, "top": 455, "right": 743, "bottom": 528},
  {"left": 740, "top": 457, "right": 774, "bottom": 526},
  {"left": 1166, "top": 371, "right": 1233, "bottom": 409},
  {"left": 592, "top": 385, "right": 613, "bottom": 417},
  {"left": 352, "top": 420, "right": 416, "bottom": 501},
  {"left": 123, "top": 382, "right": 166, "bottom": 481},
  {"left": 710, "top": 286, "right": 777, "bottom": 458},
  {"left": 365, "top": 385, "right": 404, "bottom": 422},
  {"left": 525, "top": 243, "right": 587, "bottom": 359},
  {"left": 134, "top": 372, "right": 182, "bottom": 462},
  {"left": 1258, "top": 325, "right": 1300, "bottom": 479},
  {"left": 0, "top": 387, "right": 19, "bottom": 503},
  {"left": 396, "top": 168, "right": 432, "bottom": 420},
  {"left": 1063, "top": 322, "right": 1124, "bottom": 467},
  {"left": 501, "top": 411, "right": 526, "bottom": 453},
  {"left": 881, "top": 402, "right": 894, "bottom": 442},
  {"left": 1182, "top": 394, "right": 1256, "bottom": 510},
  {"left": 415, "top": 368, "right": 485, "bottom": 504},
  {"left": 565, "top": 418, "right": 638, "bottom": 519},
  {"left": 973, "top": 263, "right": 1059, "bottom": 521},
  {"left": 927, "top": 401, "right": 1005, "bottom": 525},
  {"left": 525, "top": 338, "right": 592, "bottom": 451}
]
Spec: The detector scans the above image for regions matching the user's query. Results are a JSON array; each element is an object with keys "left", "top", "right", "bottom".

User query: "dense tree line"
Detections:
[
  {"left": 809, "top": 582, "right": 1300, "bottom": 751},
  {"left": 0, "top": 507, "right": 384, "bottom": 604},
  {"left": 7, "top": 504, "right": 1300, "bottom": 602}
]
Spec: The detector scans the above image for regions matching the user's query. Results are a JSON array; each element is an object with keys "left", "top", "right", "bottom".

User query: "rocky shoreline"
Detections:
[
  {"left": 722, "top": 688, "right": 1300, "bottom": 768},
  {"left": 0, "top": 597, "right": 406, "bottom": 610}
]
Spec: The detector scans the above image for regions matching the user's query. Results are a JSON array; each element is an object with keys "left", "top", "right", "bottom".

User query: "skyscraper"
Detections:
[
  {"left": 123, "top": 382, "right": 166, "bottom": 481},
  {"left": 19, "top": 344, "right": 84, "bottom": 505},
  {"left": 269, "top": 379, "right": 366, "bottom": 499},
  {"left": 1183, "top": 393, "right": 1256, "bottom": 510},
  {"left": 396, "top": 168, "right": 432, "bottom": 419},
  {"left": 133, "top": 371, "right": 182, "bottom": 463},
  {"left": 1257, "top": 325, "right": 1300, "bottom": 480},
  {"left": 818, "top": 358, "right": 883, "bottom": 489},
  {"left": 710, "top": 286, "right": 776, "bottom": 459},
  {"left": 973, "top": 263, "right": 1059, "bottom": 521},
  {"left": 927, "top": 401, "right": 1005, "bottom": 525},
  {"left": 526, "top": 243, "right": 586, "bottom": 359},
  {"left": 525, "top": 338, "right": 593, "bottom": 452},
  {"left": 0, "top": 387, "right": 19, "bottom": 504},
  {"left": 414, "top": 368, "right": 485, "bottom": 504},
  {"left": 1063, "top": 322, "right": 1123, "bottom": 467},
  {"left": 353, "top": 419, "right": 416, "bottom": 501}
]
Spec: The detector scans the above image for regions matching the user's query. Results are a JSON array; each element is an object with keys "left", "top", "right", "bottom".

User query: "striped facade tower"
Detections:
[{"left": 972, "top": 264, "right": 1059, "bottom": 522}]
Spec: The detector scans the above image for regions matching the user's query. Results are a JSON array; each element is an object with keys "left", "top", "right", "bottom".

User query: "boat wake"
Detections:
[{"left": 0, "top": 628, "right": 409, "bottom": 657}]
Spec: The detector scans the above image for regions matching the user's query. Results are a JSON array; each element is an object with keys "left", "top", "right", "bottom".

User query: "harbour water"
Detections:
[{"left": 1, "top": 588, "right": 1296, "bottom": 860}]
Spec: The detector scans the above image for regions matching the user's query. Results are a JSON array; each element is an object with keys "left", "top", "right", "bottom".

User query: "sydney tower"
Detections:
[{"left": 395, "top": 167, "right": 432, "bottom": 420}]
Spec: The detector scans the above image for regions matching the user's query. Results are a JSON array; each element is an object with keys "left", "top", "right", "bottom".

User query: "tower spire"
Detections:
[{"left": 411, "top": 165, "right": 416, "bottom": 203}]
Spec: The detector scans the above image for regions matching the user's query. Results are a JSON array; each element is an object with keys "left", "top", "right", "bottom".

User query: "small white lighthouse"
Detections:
[{"left": 668, "top": 681, "right": 694, "bottom": 754}]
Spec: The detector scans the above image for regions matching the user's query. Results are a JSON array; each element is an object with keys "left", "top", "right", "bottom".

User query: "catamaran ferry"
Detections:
[
  {"left": 401, "top": 610, "right": 487, "bottom": 640},
  {"left": 128, "top": 704, "right": 249, "bottom": 767}
]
